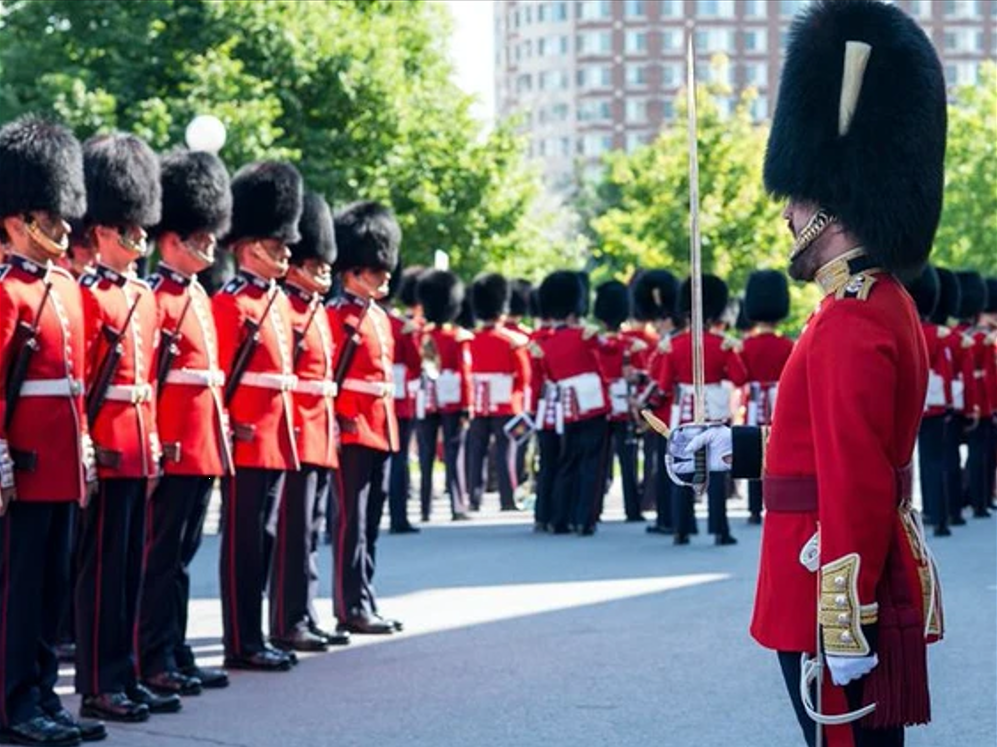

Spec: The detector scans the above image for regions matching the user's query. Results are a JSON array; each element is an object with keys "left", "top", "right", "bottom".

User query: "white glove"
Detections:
[
  {"left": 81, "top": 434, "right": 98, "bottom": 485},
  {"left": 0, "top": 439, "right": 15, "bottom": 491},
  {"left": 666, "top": 424, "right": 733, "bottom": 475},
  {"left": 826, "top": 653, "right": 879, "bottom": 686}
]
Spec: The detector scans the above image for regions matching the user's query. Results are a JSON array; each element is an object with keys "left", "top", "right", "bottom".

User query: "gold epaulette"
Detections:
[
  {"left": 581, "top": 323, "right": 599, "bottom": 340},
  {"left": 721, "top": 335, "right": 743, "bottom": 352},
  {"left": 834, "top": 273, "right": 877, "bottom": 301},
  {"left": 456, "top": 328, "right": 475, "bottom": 343},
  {"left": 528, "top": 342, "right": 544, "bottom": 358},
  {"left": 936, "top": 325, "right": 950, "bottom": 338},
  {"left": 961, "top": 334, "right": 974, "bottom": 349},
  {"left": 402, "top": 319, "right": 419, "bottom": 335},
  {"left": 630, "top": 338, "right": 649, "bottom": 354},
  {"left": 819, "top": 554, "right": 876, "bottom": 656},
  {"left": 656, "top": 336, "right": 672, "bottom": 354}
]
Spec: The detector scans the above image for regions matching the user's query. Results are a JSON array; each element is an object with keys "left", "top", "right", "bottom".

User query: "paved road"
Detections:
[{"left": 56, "top": 494, "right": 995, "bottom": 747}]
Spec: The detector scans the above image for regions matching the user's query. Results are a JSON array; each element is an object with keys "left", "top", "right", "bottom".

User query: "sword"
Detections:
[{"left": 686, "top": 33, "right": 708, "bottom": 496}]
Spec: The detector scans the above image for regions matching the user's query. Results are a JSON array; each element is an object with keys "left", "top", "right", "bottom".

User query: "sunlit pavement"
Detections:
[{"left": 55, "top": 490, "right": 995, "bottom": 747}]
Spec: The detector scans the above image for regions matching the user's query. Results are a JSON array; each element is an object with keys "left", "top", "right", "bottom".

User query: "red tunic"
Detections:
[
  {"left": 654, "top": 330, "right": 748, "bottom": 426},
  {"left": 533, "top": 324, "right": 609, "bottom": 425},
  {"left": 327, "top": 293, "right": 398, "bottom": 453},
  {"left": 418, "top": 323, "right": 473, "bottom": 415},
  {"left": 468, "top": 323, "right": 531, "bottom": 417},
  {"left": 80, "top": 264, "right": 160, "bottom": 479},
  {"left": 0, "top": 255, "right": 88, "bottom": 502},
  {"left": 286, "top": 283, "right": 338, "bottom": 470},
  {"left": 151, "top": 265, "right": 232, "bottom": 477},
  {"left": 751, "top": 271, "right": 929, "bottom": 652},
  {"left": 964, "top": 328, "right": 995, "bottom": 417},
  {"left": 212, "top": 271, "right": 298, "bottom": 471},
  {"left": 741, "top": 330, "right": 794, "bottom": 426},
  {"left": 596, "top": 331, "right": 648, "bottom": 423},
  {"left": 389, "top": 310, "right": 421, "bottom": 421},
  {"left": 919, "top": 323, "right": 954, "bottom": 418}
]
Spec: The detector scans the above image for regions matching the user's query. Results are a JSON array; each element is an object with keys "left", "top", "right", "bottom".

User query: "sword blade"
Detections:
[{"left": 686, "top": 35, "right": 705, "bottom": 427}]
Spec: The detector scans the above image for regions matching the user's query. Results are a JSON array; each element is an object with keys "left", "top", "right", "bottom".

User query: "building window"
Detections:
[
  {"left": 662, "top": 98, "right": 676, "bottom": 121},
  {"left": 779, "top": 28, "right": 790, "bottom": 52},
  {"left": 662, "top": 29, "right": 683, "bottom": 53},
  {"left": 625, "top": 132, "right": 651, "bottom": 153},
  {"left": 540, "top": 70, "right": 570, "bottom": 91},
  {"left": 577, "top": 65, "right": 614, "bottom": 89},
  {"left": 560, "top": 137, "right": 573, "bottom": 157},
  {"left": 779, "top": 0, "right": 811, "bottom": 18},
  {"left": 661, "top": 62, "right": 682, "bottom": 87},
  {"left": 743, "top": 0, "right": 768, "bottom": 19},
  {"left": 625, "top": 99, "right": 649, "bottom": 123},
  {"left": 577, "top": 30, "right": 613, "bottom": 55},
  {"left": 715, "top": 96, "right": 734, "bottom": 119},
  {"left": 743, "top": 62, "right": 768, "bottom": 88},
  {"left": 522, "top": 40, "right": 532, "bottom": 59},
  {"left": 581, "top": 134, "right": 613, "bottom": 157},
  {"left": 946, "top": 61, "right": 980, "bottom": 86},
  {"left": 944, "top": 0, "right": 980, "bottom": 18},
  {"left": 751, "top": 95, "right": 769, "bottom": 121},
  {"left": 660, "top": 0, "right": 682, "bottom": 17},
  {"left": 538, "top": 35, "right": 570, "bottom": 57},
  {"left": 625, "top": 30, "right": 649, "bottom": 54},
  {"left": 625, "top": 0, "right": 646, "bottom": 17},
  {"left": 945, "top": 28, "right": 983, "bottom": 52},
  {"left": 695, "top": 28, "right": 735, "bottom": 53},
  {"left": 701, "top": 62, "right": 734, "bottom": 86},
  {"left": 908, "top": 0, "right": 932, "bottom": 18},
  {"left": 578, "top": 99, "right": 613, "bottom": 122},
  {"left": 626, "top": 63, "right": 649, "bottom": 87},
  {"left": 696, "top": 0, "right": 735, "bottom": 19},
  {"left": 743, "top": 28, "right": 768, "bottom": 54},
  {"left": 579, "top": 0, "right": 613, "bottom": 20}
]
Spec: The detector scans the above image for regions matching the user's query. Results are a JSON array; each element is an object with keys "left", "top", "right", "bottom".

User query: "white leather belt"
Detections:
[
  {"left": 555, "top": 372, "right": 605, "bottom": 413},
  {"left": 241, "top": 372, "right": 298, "bottom": 392},
  {"left": 472, "top": 373, "right": 513, "bottom": 405},
  {"left": 164, "top": 368, "right": 226, "bottom": 388},
  {"left": 105, "top": 383, "right": 154, "bottom": 404},
  {"left": 295, "top": 378, "right": 338, "bottom": 398},
  {"left": 341, "top": 378, "right": 392, "bottom": 397},
  {"left": 19, "top": 377, "right": 83, "bottom": 397}
]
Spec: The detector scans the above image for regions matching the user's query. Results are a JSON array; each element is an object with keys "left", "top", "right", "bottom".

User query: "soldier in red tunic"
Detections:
[
  {"left": 138, "top": 149, "right": 233, "bottom": 696},
  {"left": 213, "top": 161, "right": 302, "bottom": 672},
  {"left": 414, "top": 270, "right": 473, "bottom": 521},
  {"left": 982, "top": 278, "right": 997, "bottom": 509},
  {"left": 269, "top": 192, "right": 350, "bottom": 653},
  {"left": 666, "top": 3, "right": 947, "bottom": 744},
  {"left": 533, "top": 271, "right": 608, "bottom": 535},
  {"left": 76, "top": 133, "right": 182, "bottom": 721},
  {"left": 0, "top": 117, "right": 108, "bottom": 745},
  {"left": 466, "top": 273, "right": 531, "bottom": 512},
  {"left": 506, "top": 278, "right": 534, "bottom": 487},
  {"left": 741, "top": 270, "right": 795, "bottom": 525},
  {"left": 327, "top": 201, "right": 401, "bottom": 636}
]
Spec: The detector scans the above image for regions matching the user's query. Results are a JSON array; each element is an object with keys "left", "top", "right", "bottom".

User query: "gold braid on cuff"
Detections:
[{"left": 819, "top": 553, "right": 875, "bottom": 656}]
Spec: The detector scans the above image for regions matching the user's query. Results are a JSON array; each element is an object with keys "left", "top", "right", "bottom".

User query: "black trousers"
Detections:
[
  {"left": 467, "top": 416, "right": 517, "bottom": 510},
  {"left": 777, "top": 651, "right": 904, "bottom": 747},
  {"left": 917, "top": 416, "right": 948, "bottom": 529},
  {"left": 944, "top": 415, "right": 966, "bottom": 520},
  {"left": 137, "top": 475, "right": 213, "bottom": 678},
  {"left": 966, "top": 418, "right": 993, "bottom": 513},
  {"left": 534, "top": 429, "right": 560, "bottom": 526},
  {"left": 75, "top": 478, "right": 146, "bottom": 695},
  {"left": 0, "top": 502, "right": 73, "bottom": 727},
  {"left": 652, "top": 436, "right": 672, "bottom": 529},
  {"left": 270, "top": 466, "right": 328, "bottom": 638},
  {"left": 748, "top": 480, "right": 763, "bottom": 518},
  {"left": 417, "top": 412, "right": 468, "bottom": 519},
  {"left": 551, "top": 418, "right": 608, "bottom": 532},
  {"left": 219, "top": 468, "right": 284, "bottom": 658},
  {"left": 640, "top": 434, "right": 657, "bottom": 512},
  {"left": 387, "top": 417, "right": 415, "bottom": 529},
  {"left": 334, "top": 446, "right": 388, "bottom": 621},
  {"left": 604, "top": 421, "right": 641, "bottom": 520},
  {"left": 673, "top": 471, "right": 729, "bottom": 538}
]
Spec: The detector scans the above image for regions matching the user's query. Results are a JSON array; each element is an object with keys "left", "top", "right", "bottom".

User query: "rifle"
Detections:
[
  {"left": 293, "top": 300, "right": 322, "bottom": 368},
  {"left": 155, "top": 294, "right": 193, "bottom": 395},
  {"left": 4, "top": 281, "right": 53, "bottom": 431},
  {"left": 332, "top": 298, "right": 372, "bottom": 388},
  {"left": 86, "top": 295, "right": 142, "bottom": 425},
  {"left": 224, "top": 288, "right": 280, "bottom": 405}
]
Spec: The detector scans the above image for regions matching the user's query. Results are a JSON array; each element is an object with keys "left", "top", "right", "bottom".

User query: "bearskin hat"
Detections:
[
  {"left": 632, "top": 269, "right": 679, "bottom": 321},
  {"left": 225, "top": 160, "right": 303, "bottom": 246},
  {"left": 539, "top": 270, "right": 585, "bottom": 321},
  {"left": 153, "top": 149, "right": 231, "bottom": 240},
  {"left": 332, "top": 201, "right": 400, "bottom": 274},
  {"left": 399, "top": 265, "right": 426, "bottom": 308},
  {"left": 678, "top": 274, "right": 729, "bottom": 323},
  {"left": 509, "top": 278, "right": 533, "bottom": 318},
  {"left": 471, "top": 273, "right": 510, "bottom": 322},
  {"left": 83, "top": 133, "right": 161, "bottom": 228},
  {"left": 456, "top": 294, "right": 476, "bottom": 330},
  {"left": 734, "top": 298, "right": 752, "bottom": 333},
  {"left": 764, "top": 0, "right": 946, "bottom": 280},
  {"left": 417, "top": 269, "right": 464, "bottom": 325},
  {"left": 904, "top": 264, "right": 939, "bottom": 320},
  {"left": 985, "top": 278, "right": 997, "bottom": 315},
  {"left": 955, "top": 270, "right": 987, "bottom": 320},
  {"left": 289, "top": 192, "right": 336, "bottom": 266},
  {"left": 0, "top": 116, "right": 86, "bottom": 222},
  {"left": 383, "top": 259, "right": 404, "bottom": 302},
  {"left": 929, "top": 268, "right": 961, "bottom": 326},
  {"left": 594, "top": 280, "right": 630, "bottom": 331},
  {"left": 576, "top": 271, "right": 591, "bottom": 317},
  {"left": 744, "top": 270, "right": 790, "bottom": 324},
  {"left": 529, "top": 287, "right": 543, "bottom": 319}
]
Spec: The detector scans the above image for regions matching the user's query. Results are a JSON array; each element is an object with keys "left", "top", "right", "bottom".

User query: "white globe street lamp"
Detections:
[{"left": 185, "top": 114, "right": 227, "bottom": 154}]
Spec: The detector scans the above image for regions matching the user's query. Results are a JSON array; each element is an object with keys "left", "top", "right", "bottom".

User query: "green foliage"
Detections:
[{"left": 0, "top": 0, "right": 557, "bottom": 278}]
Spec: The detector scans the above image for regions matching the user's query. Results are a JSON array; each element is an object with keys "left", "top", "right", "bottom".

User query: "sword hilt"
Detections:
[{"left": 693, "top": 446, "right": 709, "bottom": 496}]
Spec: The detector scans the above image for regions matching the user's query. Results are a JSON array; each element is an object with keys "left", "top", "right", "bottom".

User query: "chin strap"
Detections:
[
  {"left": 25, "top": 219, "right": 69, "bottom": 257},
  {"left": 790, "top": 209, "right": 837, "bottom": 262}
]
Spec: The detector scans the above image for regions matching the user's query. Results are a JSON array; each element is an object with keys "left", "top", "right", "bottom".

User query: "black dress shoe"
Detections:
[
  {"left": 746, "top": 513, "right": 762, "bottom": 525},
  {"left": 335, "top": 615, "right": 395, "bottom": 635},
  {"left": 389, "top": 524, "right": 421, "bottom": 534},
  {"left": 143, "top": 670, "right": 202, "bottom": 697},
  {"left": 223, "top": 649, "right": 292, "bottom": 672},
  {"left": 308, "top": 622, "right": 351, "bottom": 646},
  {"left": 645, "top": 524, "right": 673, "bottom": 535},
  {"left": 973, "top": 508, "right": 991, "bottom": 518},
  {"left": 715, "top": 534, "right": 738, "bottom": 546},
  {"left": 578, "top": 525, "right": 596, "bottom": 536},
  {"left": 265, "top": 645, "right": 297, "bottom": 666},
  {"left": 180, "top": 664, "right": 229, "bottom": 689},
  {"left": 0, "top": 715, "right": 80, "bottom": 746},
  {"left": 375, "top": 614, "right": 404, "bottom": 632},
  {"left": 79, "top": 693, "right": 149, "bottom": 723},
  {"left": 673, "top": 534, "right": 690, "bottom": 546},
  {"left": 933, "top": 525, "right": 952, "bottom": 537},
  {"left": 551, "top": 525, "right": 571, "bottom": 535},
  {"left": 624, "top": 515, "right": 645, "bottom": 523},
  {"left": 43, "top": 709, "right": 105, "bottom": 743},
  {"left": 271, "top": 628, "right": 329, "bottom": 653},
  {"left": 451, "top": 512, "right": 471, "bottom": 521},
  {"left": 127, "top": 683, "right": 181, "bottom": 714},
  {"left": 950, "top": 514, "right": 967, "bottom": 526},
  {"left": 54, "top": 644, "right": 76, "bottom": 665}
]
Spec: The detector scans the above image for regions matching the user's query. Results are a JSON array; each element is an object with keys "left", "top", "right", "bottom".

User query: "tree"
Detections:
[{"left": 0, "top": 0, "right": 561, "bottom": 278}]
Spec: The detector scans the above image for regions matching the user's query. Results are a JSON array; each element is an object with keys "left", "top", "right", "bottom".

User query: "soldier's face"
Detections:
[
  {"left": 784, "top": 201, "right": 822, "bottom": 282},
  {"left": 254, "top": 238, "right": 291, "bottom": 278},
  {"left": 183, "top": 231, "right": 217, "bottom": 268},
  {"left": 360, "top": 268, "right": 391, "bottom": 299},
  {"left": 14, "top": 211, "right": 71, "bottom": 258},
  {"left": 291, "top": 259, "right": 332, "bottom": 295}
]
